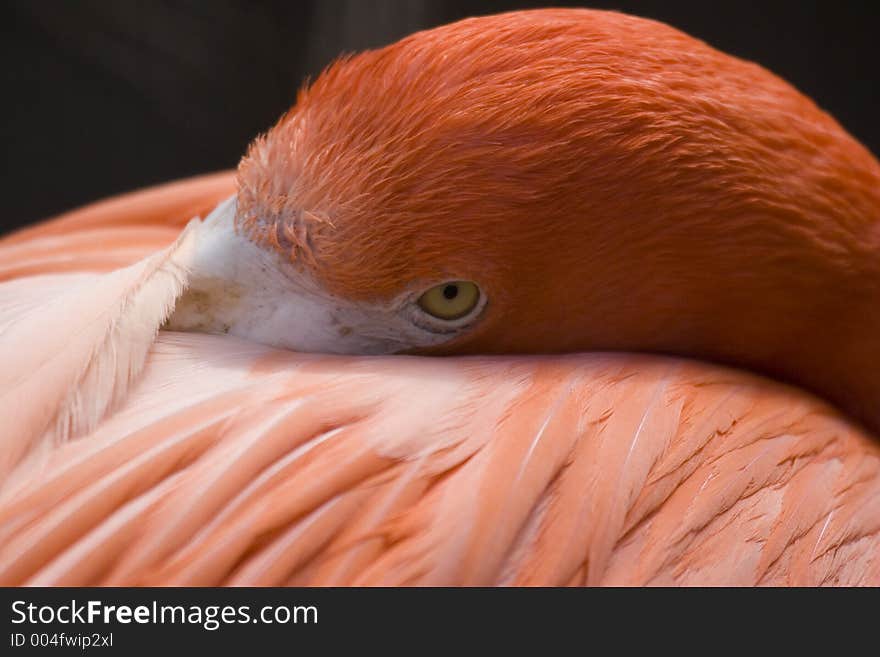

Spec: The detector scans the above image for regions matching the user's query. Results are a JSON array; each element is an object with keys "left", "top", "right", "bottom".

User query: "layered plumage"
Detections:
[{"left": 2, "top": 9, "right": 880, "bottom": 585}]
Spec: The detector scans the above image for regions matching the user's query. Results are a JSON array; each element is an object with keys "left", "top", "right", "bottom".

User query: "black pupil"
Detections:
[{"left": 442, "top": 284, "right": 459, "bottom": 300}]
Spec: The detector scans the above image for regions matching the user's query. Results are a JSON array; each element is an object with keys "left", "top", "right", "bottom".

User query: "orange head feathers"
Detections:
[{"left": 231, "top": 8, "right": 880, "bottom": 429}]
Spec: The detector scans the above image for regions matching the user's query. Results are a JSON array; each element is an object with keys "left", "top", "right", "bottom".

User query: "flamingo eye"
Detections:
[{"left": 417, "top": 281, "right": 481, "bottom": 321}]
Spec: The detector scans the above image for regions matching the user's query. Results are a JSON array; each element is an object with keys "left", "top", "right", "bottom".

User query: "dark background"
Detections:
[{"left": 3, "top": 0, "right": 878, "bottom": 233}]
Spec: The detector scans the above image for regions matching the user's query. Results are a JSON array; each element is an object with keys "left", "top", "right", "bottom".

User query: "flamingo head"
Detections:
[{"left": 170, "top": 8, "right": 880, "bottom": 429}]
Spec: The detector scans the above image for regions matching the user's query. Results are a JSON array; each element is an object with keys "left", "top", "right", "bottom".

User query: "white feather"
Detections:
[{"left": 0, "top": 219, "right": 201, "bottom": 478}]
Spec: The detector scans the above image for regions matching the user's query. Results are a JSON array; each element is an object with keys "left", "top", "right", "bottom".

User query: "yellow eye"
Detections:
[{"left": 417, "top": 281, "right": 481, "bottom": 321}]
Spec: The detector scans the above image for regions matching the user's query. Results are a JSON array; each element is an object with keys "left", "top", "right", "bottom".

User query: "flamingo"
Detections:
[{"left": 1, "top": 8, "right": 879, "bottom": 586}]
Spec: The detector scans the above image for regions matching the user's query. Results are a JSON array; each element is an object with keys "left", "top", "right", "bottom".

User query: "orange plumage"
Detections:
[
  {"left": 239, "top": 8, "right": 880, "bottom": 429},
  {"left": 1, "top": 9, "right": 879, "bottom": 586}
]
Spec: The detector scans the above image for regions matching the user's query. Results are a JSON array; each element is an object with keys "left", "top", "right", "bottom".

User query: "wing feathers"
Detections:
[
  {"left": 0, "top": 220, "right": 199, "bottom": 479},
  {"left": 1, "top": 340, "right": 879, "bottom": 586}
]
